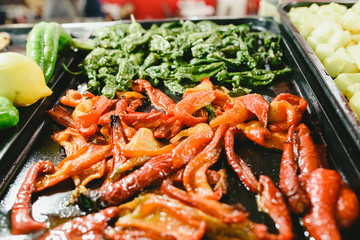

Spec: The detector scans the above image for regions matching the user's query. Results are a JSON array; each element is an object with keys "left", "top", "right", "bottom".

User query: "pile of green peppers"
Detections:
[{"left": 0, "top": 96, "right": 19, "bottom": 130}]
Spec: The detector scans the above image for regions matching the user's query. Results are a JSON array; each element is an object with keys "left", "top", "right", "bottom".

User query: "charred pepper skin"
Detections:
[{"left": 0, "top": 96, "right": 19, "bottom": 130}]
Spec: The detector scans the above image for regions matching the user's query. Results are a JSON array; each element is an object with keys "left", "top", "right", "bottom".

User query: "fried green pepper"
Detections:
[
  {"left": 26, "top": 22, "right": 94, "bottom": 84},
  {"left": 0, "top": 96, "right": 19, "bottom": 130}
]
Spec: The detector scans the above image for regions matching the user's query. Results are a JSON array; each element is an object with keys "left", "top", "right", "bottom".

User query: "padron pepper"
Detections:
[
  {"left": 0, "top": 96, "right": 19, "bottom": 130},
  {"left": 26, "top": 22, "right": 94, "bottom": 83}
]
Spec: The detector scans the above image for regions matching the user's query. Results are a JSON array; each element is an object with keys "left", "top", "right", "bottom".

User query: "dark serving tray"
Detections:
[
  {"left": 279, "top": 1, "right": 360, "bottom": 169},
  {"left": 0, "top": 17, "right": 359, "bottom": 239}
]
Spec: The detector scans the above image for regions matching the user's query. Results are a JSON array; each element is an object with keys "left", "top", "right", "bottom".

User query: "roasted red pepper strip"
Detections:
[
  {"left": 161, "top": 179, "right": 248, "bottom": 223},
  {"left": 98, "top": 110, "right": 115, "bottom": 125},
  {"left": 209, "top": 97, "right": 250, "bottom": 128},
  {"left": 60, "top": 89, "right": 92, "bottom": 108},
  {"left": 184, "top": 77, "right": 214, "bottom": 95},
  {"left": 116, "top": 193, "right": 267, "bottom": 240},
  {"left": 303, "top": 168, "right": 342, "bottom": 240},
  {"left": 237, "top": 121, "right": 286, "bottom": 150},
  {"left": 100, "top": 153, "right": 173, "bottom": 206},
  {"left": 279, "top": 124, "right": 310, "bottom": 214},
  {"left": 132, "top": 79, "right": 176, "bottom": 114},
  {"left": 74, "top": 96, "right": 114, "bottom": 129},
  {"left": 11, "top": 161, "right": 54, "bottom": 235},
  {"left": 173, "top": 90, "right": 215, "bottom": 127},
  {"left": 121, "top": 144, "right": 176, "bottom": 157},
  {"left": 120, "top": 109, "right": 164, "bottom": 128},
  {"left": 40, "top": 207, "right": 119, "bottom": 240},
  {"left": 224, "top": 127, "right": 258, "bottom": 193},
  {"left": 268, "top": 93, "right": 307, "bottom": 132},
  {"left": 104, "top": 115, "right": 128, "bottom": 186},
  {"left": 257, "top": 175, "right": 293, "bottom": 240},
  {"left": 52, "top": 127, "right": 88, "bottom": 156},
  {"left": 116, "top": 194, "right": 207, "bottom": 240},
  {"left": 172, "top": 126, "right": 213, "bottom": 169},
  {"left": 240, "top": 93, "right": 269, "bottom": 126},
  {"left": 335, "top": 182, "right": 360, "bottom": 229},
  {"left": 47, "top": 105, "right": 76, "bottom": 128},
  {"left": 36, "top": 144, "right": 112, "bottom": 191},
  {"left": 154, "top": 116, "right": 184, "bottom": 139},
  {"left": 296, "top": 123, "right": 320, "bottom": 185},
  {"left": 126, "top": 98, "right": 144, "bottom": 112},
  {"left": 183, "top": 125, "right": 228, "bottom": 199}
]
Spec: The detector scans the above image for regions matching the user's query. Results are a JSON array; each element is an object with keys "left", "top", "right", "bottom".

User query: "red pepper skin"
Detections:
[
  {"left": 183, "top": 124, "right": 228, "bottom": 199},
  {"left": 240, "top": 94, "right": 269, "bottom": 126},
  {"left": 173, "top": 90, "right": 215, "bottom": 127},
  {"left": 75, "top": 96, "right": 114, "bottom": 129},
  {"left": 303, "top": 168, "right": 341, "bottom": 240},
  {"left": 296, "top": 123, "right": 320, "bottom": 185},
  {"left": 47, "top": 105, "right": 76, "bottom": 128},
  {"left": 126, "top": 98, "right": 144, "bottom": 112},
  {"left": 120, "top": 109, "right": 164, "bottom": 128},
  {"left": 11, "top": 161, "right": 54, "bottom": 235},
  {"left": 102, "top": 115, "right": 128, "bottom": 186},
  {"left": 161, "top": 179, "right": 249, "bottom": 223},
  {"left": 268, "top": 93, "right": 307, "bottom": 132},
  {"left": 172, "top": 127, "right": 213, "bottom": 169},
  {"left": 132, "top": 79, "right": 176, "bottom": 115},
  {"left": 36, "top": 144, "right": 112, "bottom": 191},
  {"left": 224, "top": 127, "right": 258, "bottom": 193},
  {"left": 257, "top": 175, "right": 293, "bottom": 240},
  {"left": 279, "top": 124, "right": 310, "bottom": 214},
  {"left": 40, "top": 207, "right": 119, "bottom": 240},
  {"left": 209, "top": 97, "right": 250, "bottom": 128},
  {"left": 154, "top": 116, "right": 183, "bottom": 139},
  {"left": 335, "top": 183, "right": 360, "bottom": 229},
  {"left": 100, "top": 153, "right": 173, "bottom": 206}
]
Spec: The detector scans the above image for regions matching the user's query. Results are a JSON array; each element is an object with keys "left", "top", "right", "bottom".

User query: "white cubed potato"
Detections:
[
  {"left": 309, "top": 3, "right": 319, "bottom": 13},
  {"left": 298, "top": 24, "right": 313, "bottom": 39},
  {"left": 317, "top": 4, "right": 336, "bottom": 15},
  {"left": 346, "top": 40, "right": 357, "bottom": 49},
  {"left": 335, "top": 50, "right": 359, "bottom": 74},
  {"left": 315, "top": 43, "right": 335, "bottom": 62},
  {"left": 345, "top": 82, "right": 360, "bottom": 100},
  {"left": 307, "top": 36, "right": 320, "bottom": 50},
  {"left": 289, "top": 7, "right": 308, "bottom": 25},
  {"left": 328, "top": 30, "right": 351, "bottom": 50},
  {"left": 328, "top": 2, "right": 347, "bottom": 14},
  {"left": 323, "top": 56, "right": 345, "bottom": 78},
  {"left": 349, "top": 91, "right": 360, "bottom": 119},
  {"left": 351, "top": 0, "right": 360, "bottom": 15},
  {"left": 347, "top": 44, "right": 360, "bottom": 69},
  {"left": 317, "top": 14, "right": 337, "bottom": 25},
  {"left": 342, "top": 9, "right": 360, "bottom": 33},
  {"left": 351, "top": 33, "right": 360, "bottom": 43},
  {"left": 311, "top": 22, "right": 342, "bottom": 40},
  {"left": 334, "top": 73, "right": 360, "bottom": 93}
]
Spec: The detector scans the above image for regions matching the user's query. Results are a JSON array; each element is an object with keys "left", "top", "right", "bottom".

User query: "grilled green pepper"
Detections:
[
  {"left": 26, "top": 22, "right": 94, "bottom": 84},
  {"left": 0, "top": 96, "right": 19, "bottom": 130}
]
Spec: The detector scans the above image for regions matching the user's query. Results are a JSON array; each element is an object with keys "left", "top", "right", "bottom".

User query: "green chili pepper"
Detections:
[
  {"left": 26, "top": 22, "right": 94, "bottom": 84},
  {"left": 0, "top": 96, "right": 19, "bottom": 130}
]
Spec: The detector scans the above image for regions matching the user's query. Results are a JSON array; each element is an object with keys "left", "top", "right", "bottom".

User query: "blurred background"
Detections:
[
  {"left": 0, "top": 0, "right": 262, "bottom": 24},
  {"left": 0, "top": 0, "right": 352, "bottom": 25}
]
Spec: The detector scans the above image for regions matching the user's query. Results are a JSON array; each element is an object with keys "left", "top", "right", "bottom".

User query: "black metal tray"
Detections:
[
  {"left": 279, "top": 1, "right": 360, "bottom": 169},
  {"left": 0, "top": 17, "right": 359, "bottom": 239}
]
